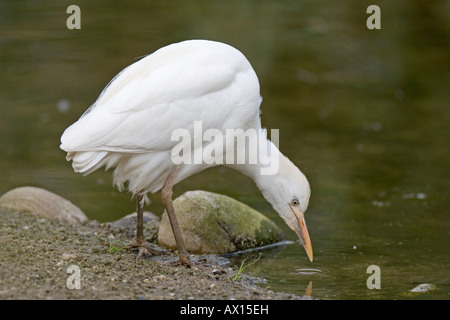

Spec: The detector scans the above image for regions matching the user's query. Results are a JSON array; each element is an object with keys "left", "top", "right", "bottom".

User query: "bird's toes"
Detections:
[
  {"left": 145, "top": 246, "right": 171, "bottom": 256},
  {"left": 128, "top": 239, "right": 169, "bottom": 259},
  {"left": 135, "top": 247, "right": 148, "bottom": 261},
  {"left": 165, "top": 256, "right": 210, "bottom": 271}
]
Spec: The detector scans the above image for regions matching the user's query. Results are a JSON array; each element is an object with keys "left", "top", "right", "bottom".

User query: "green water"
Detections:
[{"left": 1, "top": 1, "right": 449, "bottom": 299}]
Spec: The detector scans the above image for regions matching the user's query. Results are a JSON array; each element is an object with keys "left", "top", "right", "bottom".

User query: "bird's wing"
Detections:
[{"left": 61, "top": 40, "right": 261, "bottom": 153}]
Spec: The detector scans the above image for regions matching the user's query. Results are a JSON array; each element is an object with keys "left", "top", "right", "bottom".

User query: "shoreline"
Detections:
[{"left": 0, "top": 207, "right": 306, "bottom": 300}]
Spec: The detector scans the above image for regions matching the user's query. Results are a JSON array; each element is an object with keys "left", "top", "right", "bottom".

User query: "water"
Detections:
[{"left": 1, "top": 1, "right": 449, "bottom": 299}]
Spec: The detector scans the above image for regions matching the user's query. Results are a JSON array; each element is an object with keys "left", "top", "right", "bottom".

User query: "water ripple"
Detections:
[{"left": 295, "top": 268, "right": 323, "bottom": 276}]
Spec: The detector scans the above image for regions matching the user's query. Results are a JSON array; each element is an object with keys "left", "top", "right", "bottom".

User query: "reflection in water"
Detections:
[
  {"left": 0, "top": 1, "right": 449, "bottom": 299},
  {"left": 303, "top": 281, "right": 313, "bottom": 298}
]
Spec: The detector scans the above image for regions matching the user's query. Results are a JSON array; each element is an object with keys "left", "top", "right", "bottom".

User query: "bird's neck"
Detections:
[
  {"left": 227, "top": 136, "right": 307, "bottom": 217},
  {"left": 226, "top": 137, "right": 283, "bottom": 188}
]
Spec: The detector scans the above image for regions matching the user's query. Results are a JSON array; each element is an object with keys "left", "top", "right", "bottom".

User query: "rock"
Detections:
[
  {"left": 158, "top": 190, "right": 285, "bottom": 254},
  {"left": 409, "top": 283, "right": 437, "bottom": 293},
  {"left": 109, "top": 211, "right": 160, "bottom": 242},
  {"left": 401, "top": 283, "right": 438, "bottom": 297},
  {"left": 0, "top": 186, "right": 87, "bottom": 224}
]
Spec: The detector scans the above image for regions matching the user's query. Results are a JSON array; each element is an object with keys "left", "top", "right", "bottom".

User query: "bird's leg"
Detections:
[
  {"left": 161, "top": 170, "right": 194, "bottom": 268},
  {"left": 128, "top": 193, "right": 168, "bottom": 260},
  {"left": 136, "top": 194, "right": 145, "bottom": 243},
  {"left": 129, "top": 193, "right": 148, "bottom": 260}
]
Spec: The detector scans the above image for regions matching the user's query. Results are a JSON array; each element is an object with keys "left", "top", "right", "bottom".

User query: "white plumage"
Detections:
[
  {"left": 61, "top": 40, "right": 313, "bottom": 265},
  {"left": 62, "top": 40, "right": 261, "bottom": 195}
]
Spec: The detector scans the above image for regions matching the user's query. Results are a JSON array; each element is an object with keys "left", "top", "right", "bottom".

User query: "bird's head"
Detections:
[{"left": 256, "top": 154, "right": 313, "bottom": 261}]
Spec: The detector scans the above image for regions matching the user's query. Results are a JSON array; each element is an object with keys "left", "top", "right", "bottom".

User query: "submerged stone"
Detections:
[
  {"left": 0, "top": 186, "right": 88, "bottom": 225},
  {"left": 401, "top": 283, "right": 438, "bottom": 297},
  {"left": 409, "top": 283, "right": 437, "bottom": 293},
  {"left": 158, "top": 190, "right": 285, "bottom": 254}
]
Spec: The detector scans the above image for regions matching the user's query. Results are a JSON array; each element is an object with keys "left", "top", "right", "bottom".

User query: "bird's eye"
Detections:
[{"left": 291, "top": 198, "right": 299, "bottom": 206}]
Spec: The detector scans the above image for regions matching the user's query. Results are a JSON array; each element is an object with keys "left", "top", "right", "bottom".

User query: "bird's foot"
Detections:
[
  {"left": 128, "top": 239, "right": 169, "bottom": 261},
  {"left": 166, "top": 254, "right": 213, "bottom": 270}
]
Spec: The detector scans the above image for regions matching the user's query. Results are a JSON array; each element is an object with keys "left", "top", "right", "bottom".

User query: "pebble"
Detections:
[
  {"left": 403, "top": 192, "right": 427, "bottom": 200},
  {"left": 153, "top": 275, "right": 166, "bottom": 282},
  {"left": 61, "top": 253, "right": 77, "bottom": 261},
  {"left": 212, "top": 268, "right": 226, "bottom": 275}
]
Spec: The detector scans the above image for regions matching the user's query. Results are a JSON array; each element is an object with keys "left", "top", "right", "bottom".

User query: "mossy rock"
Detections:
[{"left": 158, "top": 190, "right": 285, "bottom": 254}]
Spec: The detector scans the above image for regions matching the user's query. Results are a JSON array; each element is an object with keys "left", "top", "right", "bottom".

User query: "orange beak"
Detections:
[{"left": 292, "top": 208, "right": 313, "bottom": 262}]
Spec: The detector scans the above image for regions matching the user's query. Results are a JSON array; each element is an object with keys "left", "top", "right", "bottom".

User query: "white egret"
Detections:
[{"left": 60, "top": 39, "right": 313, "bottom": 266}]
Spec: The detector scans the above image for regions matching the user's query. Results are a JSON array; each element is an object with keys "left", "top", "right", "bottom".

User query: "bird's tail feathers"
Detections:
[{"left": 67, "top": 151, "right": 109, "bottom": 176}]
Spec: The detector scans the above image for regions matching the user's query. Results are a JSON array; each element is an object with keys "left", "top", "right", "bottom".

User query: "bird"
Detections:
[{"left": 60, "top": 39, "right": 313, "bottom": 267}]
